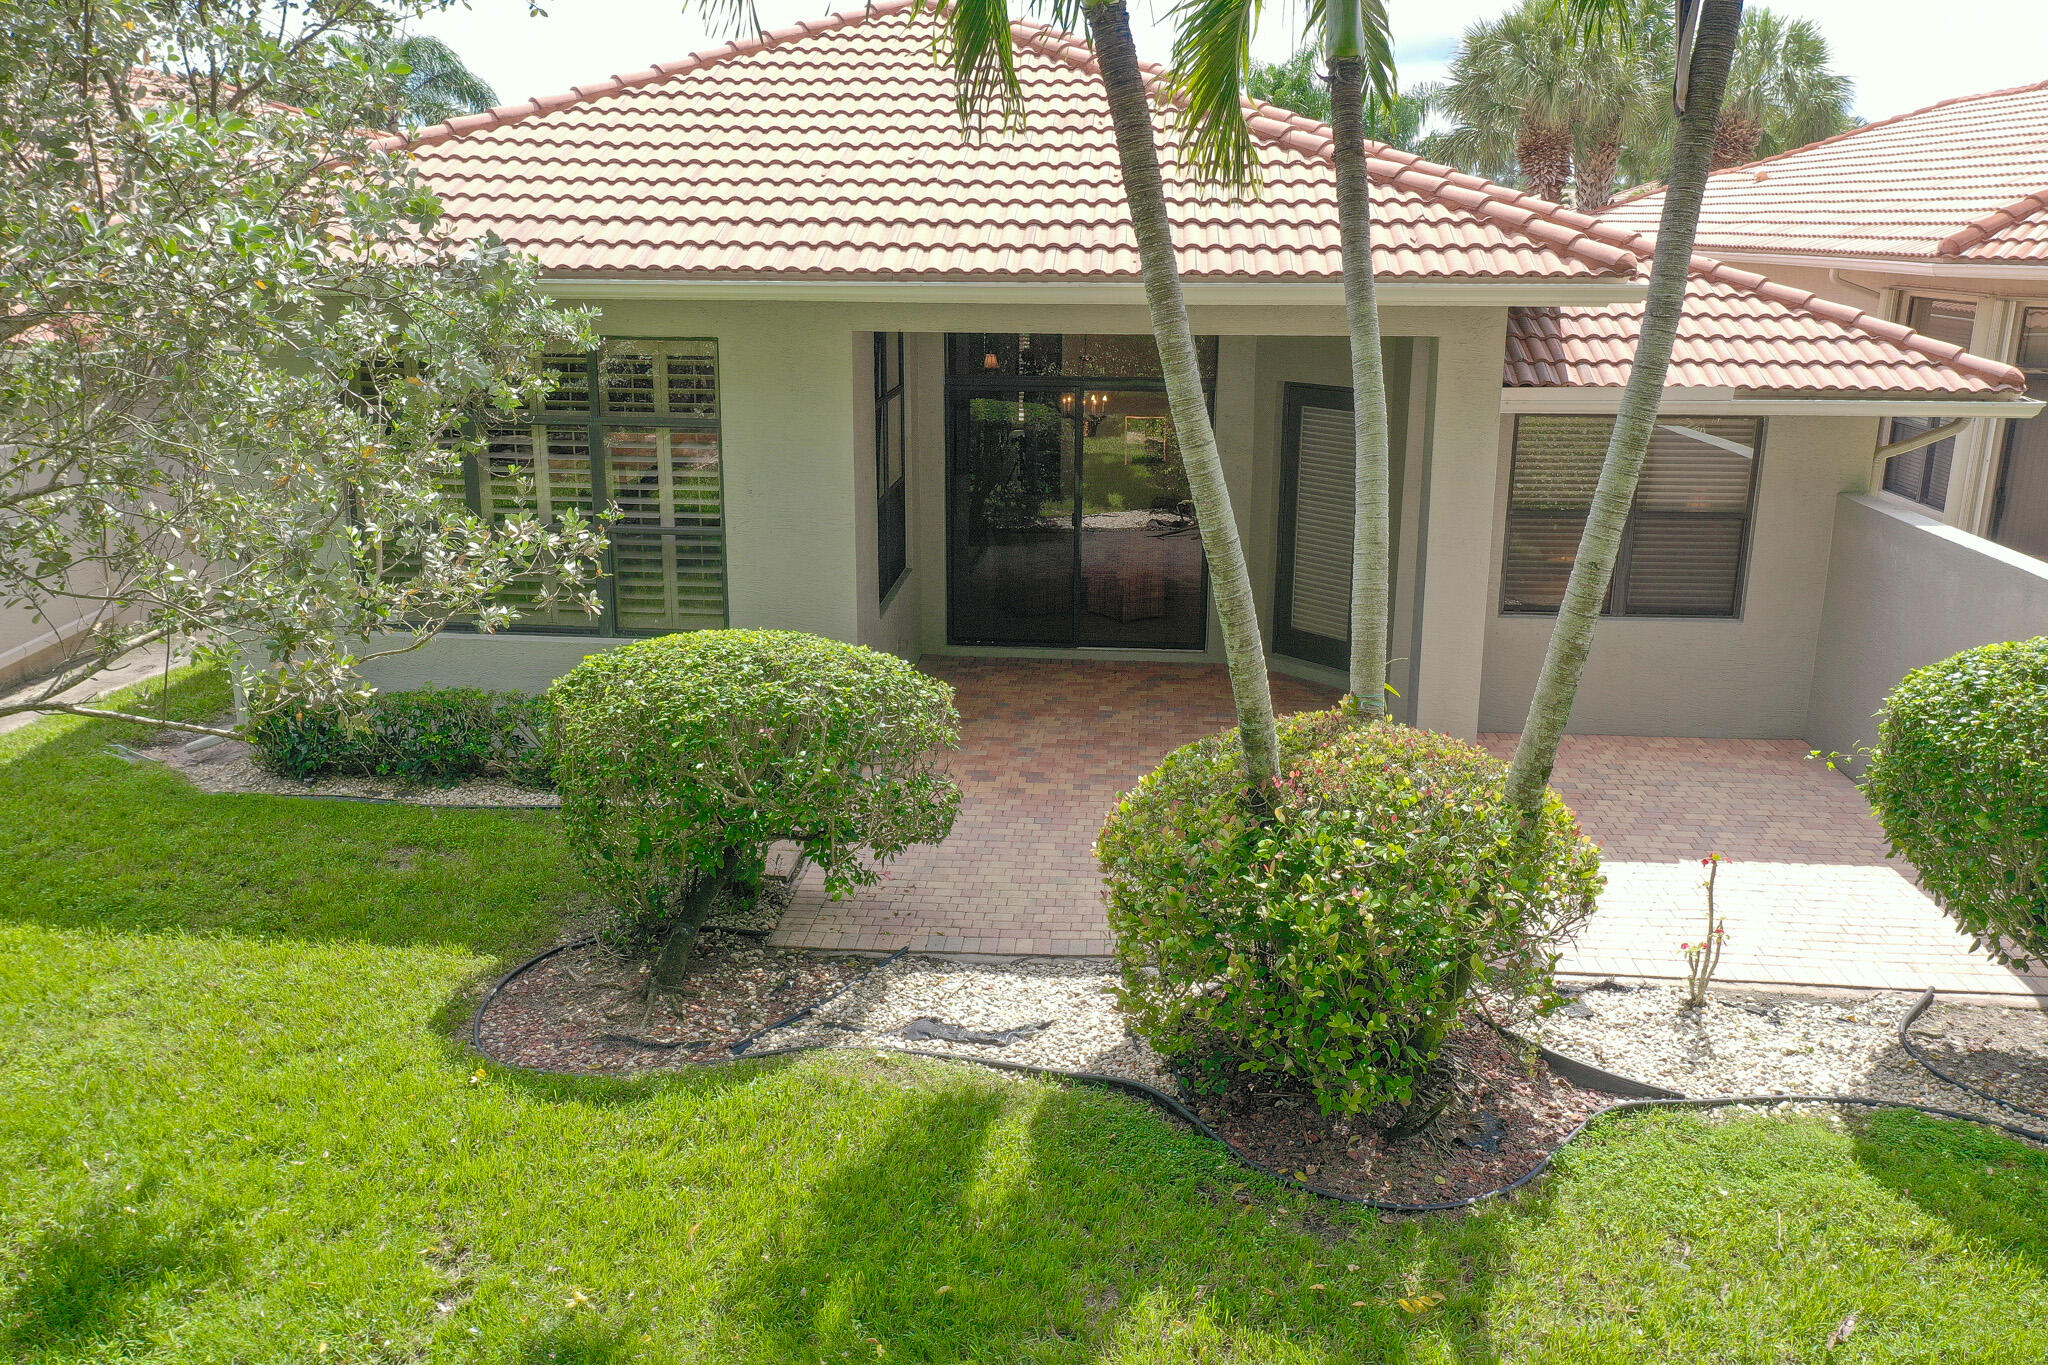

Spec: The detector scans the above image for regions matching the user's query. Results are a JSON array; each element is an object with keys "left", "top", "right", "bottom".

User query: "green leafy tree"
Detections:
[
  {"left": 1711, "top": 8, "right": 1853, "bottom": 166},
  {"left": 0, "top": 0, "right": 606, "bottom": 737},
  {"left": 346, "top": 31, "right": 499, "bottom": 130}
]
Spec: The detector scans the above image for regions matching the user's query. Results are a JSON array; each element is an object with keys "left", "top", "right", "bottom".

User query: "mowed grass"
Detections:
[{"left": 3, "top": 671, "right": 2047, "bottom": 1363}]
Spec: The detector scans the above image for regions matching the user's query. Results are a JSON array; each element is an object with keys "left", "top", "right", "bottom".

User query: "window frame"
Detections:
[
  {"left": 456, "top": 337, "right": 728, "bottom": 637},
  {"left": 1499, "top": 413, "right": 1766, "bottom": 620},
  {"left": 1878, "top": 295, "right": 1979, "bottom": 512},
  {"left": 874, "top": 332, "right": 908, "bottom": 602}
]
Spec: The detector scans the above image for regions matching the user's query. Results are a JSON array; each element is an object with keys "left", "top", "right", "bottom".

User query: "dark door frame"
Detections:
[{"left": 1272, "top": 382, "right": 1355, "bottom": 671}]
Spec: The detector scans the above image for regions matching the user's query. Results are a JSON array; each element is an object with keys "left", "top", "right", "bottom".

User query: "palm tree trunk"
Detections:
[
  {"left": 1711, "top": 111, "right": 1763, "bottom": 168},
  {"left": 1084, "top": 0, "right": 1280, "bottom": 790},
  {"left": 1326, "top": 32, "right": 1393, "bottom": 719},
  {"left": 1516, "top": 120, "right": 1575, "bottom": 202},
  {"left": 1576, "top": 131, "right": 1624, "bottom": 212},
  {"left": 1505, "top": 1, "right": 1745, "bottom": 813}
]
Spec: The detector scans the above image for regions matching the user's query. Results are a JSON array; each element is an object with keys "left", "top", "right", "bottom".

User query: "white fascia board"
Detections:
[
  {"left": 539, "top": 278, "right": 1649, "bottom": 307},
  {"left": 1707, "top": 251, "right": 2048, "bottom": 284},
  {"left": 1499, "top": 386, "right": 2046, "bottom": 418}
]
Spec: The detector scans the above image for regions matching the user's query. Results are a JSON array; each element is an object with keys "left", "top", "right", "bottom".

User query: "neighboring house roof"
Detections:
[
  {"left": 1506, "top": 263, "right": 2031, "bottom": 395},
  {"left": 1601, "top": 80, "right": 2048, "bottom": 263},
  {"left": 381, "top": 0, "right": 1640, "bottom": 283},
  {"left": 378, "top": 0, "right": 2027, "bottom": 399}
]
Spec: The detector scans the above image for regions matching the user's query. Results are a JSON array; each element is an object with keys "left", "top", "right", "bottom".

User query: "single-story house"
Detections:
[{"left": 357, "top": 0, "right": 2045, "bottom": 750}]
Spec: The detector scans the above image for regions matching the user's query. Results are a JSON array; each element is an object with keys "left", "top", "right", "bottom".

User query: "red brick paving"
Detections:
[{"left": 772, "top": 661, "right": 2046, "bottom": 1000}]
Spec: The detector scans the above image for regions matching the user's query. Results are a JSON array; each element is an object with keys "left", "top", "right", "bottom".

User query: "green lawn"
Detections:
[{"left": 4, "top": 669, "right": 2047, "bottom": 1363}]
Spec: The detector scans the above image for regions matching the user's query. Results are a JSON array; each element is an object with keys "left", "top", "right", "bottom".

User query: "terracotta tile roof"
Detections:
[
  {"left": 1506, "top": 263, "right": 2029, "bottom": 394},
  {"left": 381, "top": 0, "right": 1640, "bottom": 282},
  {"left": 1601, "top": 81, "right": 2048, "bottom": 263}
]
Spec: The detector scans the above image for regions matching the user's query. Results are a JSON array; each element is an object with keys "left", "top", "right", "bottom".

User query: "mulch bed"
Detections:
[
  {"left": 1182, "top": 1024, "right": 1608, "bottom": 1206},
  {"left": 477, "top": 930, "right": 872, "bottom": 1073},
  {"left": 1908, "top": 998, "right": 2048, "bottom": 1119}
]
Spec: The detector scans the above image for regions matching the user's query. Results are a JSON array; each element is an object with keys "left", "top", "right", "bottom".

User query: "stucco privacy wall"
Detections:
[
  {"left": 1478, "top": 413, "right": 1878, "bottom": 738},
  {"left": 1807, "top": 493, "right": 2048, "bottom": 767}
]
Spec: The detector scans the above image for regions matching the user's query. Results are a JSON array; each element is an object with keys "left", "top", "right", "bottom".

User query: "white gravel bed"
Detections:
[
  {"left": 146, "top": 730, "right": 559, "bottom": 807},
  {"left": 761, "top": 954, "right": 1178, "bottom": 1093},
  {"left": 1525, "top": 983, "right": 2048, "bottom": 1136}
]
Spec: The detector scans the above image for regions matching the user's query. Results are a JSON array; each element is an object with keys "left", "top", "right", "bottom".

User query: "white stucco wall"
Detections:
[
  {"left": 1478, "top": 413, "right": 1880, "bottom": 738},
  {"left": 1806, "top": 493, "right": 2048, "bottom": 767}
]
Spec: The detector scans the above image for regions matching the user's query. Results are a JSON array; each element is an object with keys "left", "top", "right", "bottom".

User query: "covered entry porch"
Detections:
[{"left": 770, "top": 659, "right": 2048, "bottom": 1001}]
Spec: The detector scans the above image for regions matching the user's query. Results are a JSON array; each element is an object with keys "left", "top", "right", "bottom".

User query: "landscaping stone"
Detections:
[{"left": 1523, "top": 983, "right": 2048, "bottom": 1132}]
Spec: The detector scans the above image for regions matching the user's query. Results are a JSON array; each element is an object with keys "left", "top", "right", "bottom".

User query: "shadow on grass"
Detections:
[
  {"left": 0, "top": 1178, "right": 233, "bottom": 1358},
  {"left": 701, "top": 1052, "right": 1546, "bottom": 1363},
  {"left": 1847, "top": 1107, "right": 2048, "bottom": 1275}
]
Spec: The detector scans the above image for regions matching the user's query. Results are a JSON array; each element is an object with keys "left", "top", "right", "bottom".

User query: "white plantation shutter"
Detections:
[
  {"left": 1287, "top": 403, "right": 1356, "bottom": 643},
  {"left": 606, "top": 428, "right": 724, "bottom": 631}
]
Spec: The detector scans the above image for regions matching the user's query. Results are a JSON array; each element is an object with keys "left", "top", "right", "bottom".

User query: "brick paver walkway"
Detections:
[{"left": 772, "top": 661, "right": 2047, "bottom": 1001}]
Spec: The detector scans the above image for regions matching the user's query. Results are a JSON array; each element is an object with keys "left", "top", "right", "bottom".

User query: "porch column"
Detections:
[{"left": 1410, "top": 312, "right": 1510, "bottom": 739}]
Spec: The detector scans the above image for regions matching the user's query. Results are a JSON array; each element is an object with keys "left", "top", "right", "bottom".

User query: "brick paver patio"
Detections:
[{"left": 771, "top": 660, "right": 2047, "bottom": 1001}]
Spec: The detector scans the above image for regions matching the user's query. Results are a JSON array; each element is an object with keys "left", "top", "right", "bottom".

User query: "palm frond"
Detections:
[
  {"left": 1167, "top": 0, "right": 1263, "bottom": 187},
  {"left": 912, "top": 0, "right": 1025, "bottom": 135}
]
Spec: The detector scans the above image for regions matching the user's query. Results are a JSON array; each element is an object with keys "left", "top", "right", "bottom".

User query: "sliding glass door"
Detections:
[{"left": 945, "top": 334, "right": 1212, "bottom": 649}]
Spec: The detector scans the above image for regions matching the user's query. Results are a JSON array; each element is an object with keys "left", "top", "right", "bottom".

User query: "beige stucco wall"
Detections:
[
  {"left": 1477, "top": 412, "right": 1880, "bottom": 738},
  {"left": 1806, "top": 492, "right": 2048, "bottom": 768},
  {"left": 358, "top": 294, "right": 1518, "bottom": 738}
]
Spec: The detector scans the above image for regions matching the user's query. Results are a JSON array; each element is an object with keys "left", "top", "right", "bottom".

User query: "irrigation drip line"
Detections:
[
  {"left": 1900, "top": 987, "right": 2048, "bottom": 1126},
  {"left": 471, "top": 939, "right": 2048, "bottom": 1215}
]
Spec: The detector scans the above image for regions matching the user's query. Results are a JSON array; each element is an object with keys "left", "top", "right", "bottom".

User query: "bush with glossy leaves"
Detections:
[
  {"left": 1863, "top": 637, "right": 2048, "bottom": 971},
  {"left": 1099, "top": 712, "right": 1602, "bottom": 1115},
  {"left": 548, "top": 631, "right": 960, "bottom": 951}
]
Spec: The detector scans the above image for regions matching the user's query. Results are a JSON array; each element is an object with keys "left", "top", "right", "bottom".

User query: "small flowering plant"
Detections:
[{"left": 1681, "top": 853, "right": 1729, "bottom": 1008}]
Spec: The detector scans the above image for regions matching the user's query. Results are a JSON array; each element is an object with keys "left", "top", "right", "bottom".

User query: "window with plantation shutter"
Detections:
[
  {"left": 1502, "top": 415, "right": 1761, "bottom": 618},
  {"left": 450, "top": 340, "right": 725, "bottom": 634}
]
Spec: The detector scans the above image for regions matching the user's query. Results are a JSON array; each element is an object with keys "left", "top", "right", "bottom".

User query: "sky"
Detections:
[{"left": 415, "top": 0, "right": 2048, "bottom": 126}]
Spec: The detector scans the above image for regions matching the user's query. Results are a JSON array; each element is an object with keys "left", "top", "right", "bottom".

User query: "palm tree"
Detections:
[
  {"left": 1426, "top": 3, "right": 1597, "bottom": 202},
  {"left": 1712, "top": 8, "right": 1852, "bottom": 166},
  {"left": 1247, "top": 45, "right": 1427, "bottom": 148},
  {"left": 350, "top": 32, "right": 498, "bottom": 130},
  {"left": 1503, "top": 0, "right": 1747, "bottom": 812}
]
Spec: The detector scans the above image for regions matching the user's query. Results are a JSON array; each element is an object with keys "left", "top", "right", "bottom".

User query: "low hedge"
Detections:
[
  {"left": 1099, "top": 712, "right": 1603, "bottom": 1116},
  {"left": 248, "top": 686, "right": 552, "bottom": 787},
  {"left": 1864, "top": 637, "right": 2048, "bottom": 971}
]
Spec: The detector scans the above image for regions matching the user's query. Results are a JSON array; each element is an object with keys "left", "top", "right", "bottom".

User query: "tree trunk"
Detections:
[
  {"left": 1576, "top": 132, "right": 1624, "bottom": 213},
  {"left": 1505, "top": 1, "right": 1746, "bottom": 814},
  {"left": 1711, "top": 111, "right": 1763, "bottom": 168},
  {"left": 1084, "top": 0, "right": 1280, "bottom": 791},
  {"left": 650, "top": 846, "right": 743, "bottom": 991},
  {"left": 1327, "top": 41, "right": 1393, "bottom": 719},
  {"left": 1516, "top": 120, "right": 1574, "bottom": 202}
]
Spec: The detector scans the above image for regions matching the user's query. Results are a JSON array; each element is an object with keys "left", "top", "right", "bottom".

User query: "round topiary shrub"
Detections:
[
  {"left": 1098, "top": 712, "right": 1603, "bottom": 1117},
  {"left": 549, "top": 631, "right": 961, "bottom": 979},
  {"left": 1862, "top": 637, "right": 2048, "bottom": 971}
]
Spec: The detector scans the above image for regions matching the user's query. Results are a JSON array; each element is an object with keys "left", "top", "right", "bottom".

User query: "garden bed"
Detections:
[
  {"left": 475, "top": 930, "right": 870, "bottom": 1072},
  {"left": 146, "top": 724, "right": 559, "bottom": 806},
  {"left": 1526, "top": 981, "right": 2048, "bottom": 1128},
  {"left": 1180, "top": 1024, "right": 1608, "bottom": 1205}
]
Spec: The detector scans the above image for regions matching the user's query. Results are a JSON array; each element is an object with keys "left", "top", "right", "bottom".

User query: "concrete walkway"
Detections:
[{"left": 772, "top": 660, "right": 2046, "bottom": 1002}]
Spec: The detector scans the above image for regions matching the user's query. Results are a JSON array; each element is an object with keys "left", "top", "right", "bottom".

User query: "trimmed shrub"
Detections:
[
  {"left": 248, "top": 687, "right": 551, "bottom": 786},
  {"left": 1099, "top": 713, "right": 1603, "bottom": 1116},
  {"left": 1863, "top": 638, "right": 2048, "bottom": 971},
  {"left": 548, "top": 631, "right": 961, "bottom": 963}
]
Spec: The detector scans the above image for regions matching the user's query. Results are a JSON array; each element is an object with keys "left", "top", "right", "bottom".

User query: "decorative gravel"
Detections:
[
  {"left": 758, "top": 955, "right": 1180, "bottom": 1091},
  {"left": 1525, "top": 982, "right": 2048, "bottom": 1134},
  {"left": 146, "top": 727, "right": 558, "bottom": 807}
]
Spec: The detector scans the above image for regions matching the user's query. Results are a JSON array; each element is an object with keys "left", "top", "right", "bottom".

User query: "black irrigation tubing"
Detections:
[
  {"left": 469, "top": 938, "right": 2048, "bottom": 1215},
  {"left": 1900, "top": 987, "right": 2048, "bottom": 1126}
]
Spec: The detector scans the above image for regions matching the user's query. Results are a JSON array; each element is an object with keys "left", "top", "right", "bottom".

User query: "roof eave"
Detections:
[
  {"left": 1677, "top": 248, "right": 2048, "bottom": 281},
  {"left": 538, "top": 276, "right": 1650, "bottom": 306},
  {"left": 1498, "top": 387, "right": 2045, "bottom": 418}
]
